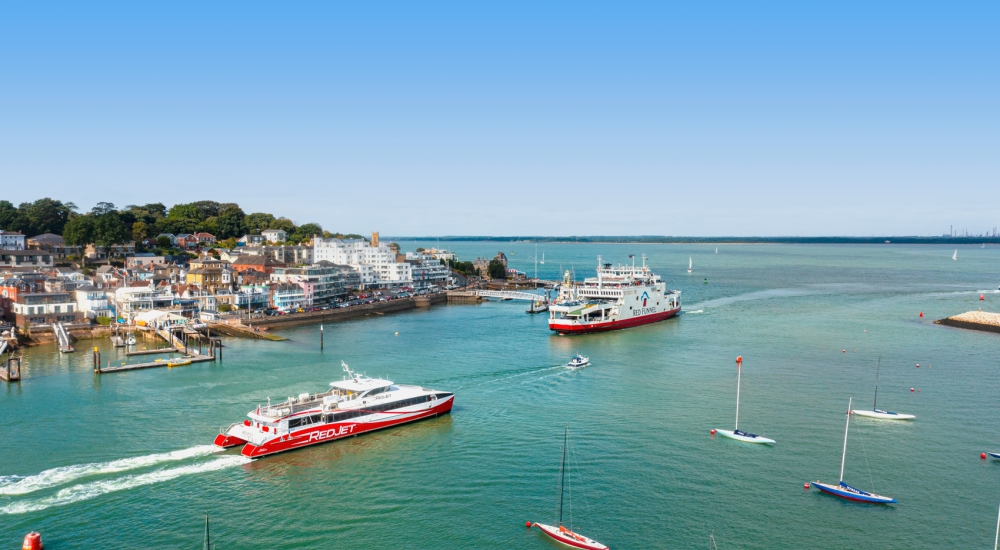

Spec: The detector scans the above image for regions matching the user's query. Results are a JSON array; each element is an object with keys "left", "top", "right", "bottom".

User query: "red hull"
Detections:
[
  {"left": 213, "top": 434, "right": 247, "bottom": 448},
  {"left": 239, "top": 397, "right": 454, "bottom": 458},
  {"left": 549, "top": 307, "right": 680, "bottom": 334}
]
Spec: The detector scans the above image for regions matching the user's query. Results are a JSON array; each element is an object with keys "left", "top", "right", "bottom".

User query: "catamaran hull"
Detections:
[
  {"left": 236, "top": 397, "right": 454, "bottom": 458},
  {"left": 716, "top": 429, "right": 775, "bottom": 445},
  {"left": 851, "top": 410, "right": 915, "bottom": 420},
  {"left": 533, "top": 523, "right": 608, "bottom": 550},
  {"left": 549, "top": 307, "right": 680, "bottom": 334},
  {"left": 811, "top": 481, "right": 896, "bottom": 504}
]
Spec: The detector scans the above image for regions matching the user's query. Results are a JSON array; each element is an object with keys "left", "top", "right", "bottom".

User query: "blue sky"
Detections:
[{"left": 1, "top": 1, "right": 997, "bottom": 236}]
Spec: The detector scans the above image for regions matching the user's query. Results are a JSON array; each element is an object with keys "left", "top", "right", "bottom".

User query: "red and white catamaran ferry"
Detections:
[
  {"left": 548, "top": 255, "right": 681, "bottom": 334},
  {"left": 214, "top": 362, "right": 454, "bottom": 458}
]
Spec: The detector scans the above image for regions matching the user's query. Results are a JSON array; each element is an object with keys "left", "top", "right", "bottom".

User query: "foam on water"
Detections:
[
  {"left": 0, "top": 445, "right": 220, "bottom": 496},
  {"left": 0, "top": 455, "right": 250, "bottom": 515}
]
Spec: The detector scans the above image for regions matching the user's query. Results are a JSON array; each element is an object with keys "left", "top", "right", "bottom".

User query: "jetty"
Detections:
[
  {"left": 94, "top": 326, "right": 222, "bottom": 375},
  {"left": 935, "top": 311, "right": 1000, "bottom": 335}
]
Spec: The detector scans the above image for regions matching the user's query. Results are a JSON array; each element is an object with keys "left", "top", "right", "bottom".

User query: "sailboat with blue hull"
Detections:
[{"left": 810, "top": 397, "right": 897, "bottom": 504}]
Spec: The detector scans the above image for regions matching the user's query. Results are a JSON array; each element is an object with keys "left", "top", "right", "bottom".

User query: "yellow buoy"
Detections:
[{"left": 395, "top": 332, "right": 399, "bottom": 336}]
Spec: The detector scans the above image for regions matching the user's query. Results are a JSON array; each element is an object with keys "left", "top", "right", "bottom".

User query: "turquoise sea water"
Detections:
[{"left": 3, "top": 243, "right": 1000, "bottom": 549}]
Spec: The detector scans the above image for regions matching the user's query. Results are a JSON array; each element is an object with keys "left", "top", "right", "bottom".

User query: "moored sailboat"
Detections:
[
  {"left": 532, "top": 428, "right": 608, "bottom": 550},
  {"left": 715, "top": 356, "right": 775, "bottom": 445},
  {"left": 809, "top": 397, "right": 897, "bottom": 504},
  {"left": 688, "top": 257, "right": 693, "bottom": 273},
  {"left": 851, "top": 357, "right": 915, "bottom": 420}
]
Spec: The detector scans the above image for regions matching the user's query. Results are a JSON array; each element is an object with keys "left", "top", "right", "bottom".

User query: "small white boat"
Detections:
[
  {"left": 953, "top": 249, "right": 958, "bottom": 261},
  {"left": 715, "top": 357, "right": 775, "bottom": 445},
  {"left": 125, "top": 334, "right": 136, "bottom": 346},
  {"left": 688, "top": 257, "right": 693, "bottom": 273},
  {"left": 715, "top": 247, "right": 718, "bottom": 254},
  {"left": 532, "top": 428, "right": 608, "bottom": 550},
  {"left": 567, "top": 355, "right": 590, "bottom": 368},
  {"left": 852, "top": 357, "right": 914, "bottom": 420},
  {"left": 540, "top": 252, "right": 545, "bottom": 264}
]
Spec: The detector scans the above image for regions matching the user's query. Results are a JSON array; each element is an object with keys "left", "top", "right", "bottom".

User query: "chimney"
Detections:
[{"left": 371, "top": 232, "right": 379, "bottom": 247}]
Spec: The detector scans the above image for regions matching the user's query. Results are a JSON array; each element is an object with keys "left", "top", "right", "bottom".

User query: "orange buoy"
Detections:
[
  {"left": 919, "top": 311, "right": 923, "bottom": 317},
  {"left": 22, "top": 532, "right": 42, "bottom": 550},
  {"left": 982, "top": 453, "right": 987, "bottom": 460},
  {"left": 736, "top": 356, "right": 742, "bottom": 364},
  {"left": 804, "top": 482, "right": 810, "bottom": 489},
  {"left": 710, "top": 429, "right": 717, "bottom": 435},
  {"left": 526, "top": 521, "right": 532, "bottom": 528}
]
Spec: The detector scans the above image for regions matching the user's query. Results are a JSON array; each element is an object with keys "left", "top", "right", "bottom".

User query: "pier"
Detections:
[
  {"left": 93, "top": 326, "right": 223, "bottom": 375},
  {"left": 935, "top": 311, "right": 1000, "bottom": 335}
]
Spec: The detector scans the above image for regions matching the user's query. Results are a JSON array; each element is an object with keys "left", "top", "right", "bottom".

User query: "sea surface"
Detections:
[{"left": 2, "top": 243, "right": 1000, "bottom": 549}]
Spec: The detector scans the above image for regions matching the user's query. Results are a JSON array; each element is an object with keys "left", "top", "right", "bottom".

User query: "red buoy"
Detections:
[
  {"left": 919, "top": 311, "right": 923, "bottom": 317},
  {"left": 804, "top": 482, "right": 810, "bottom": 489},
  {"left": 526, "top": 521, "right": 532, "bottom": 528},
  {"left": 22, "top": 532, "right": 42, "bottom": 550},
  {"left": 982, "top": 453, "right": 987, "bottom": 460},
  {"left": 910, "top": 388, "right": 915, "bottom": 392},
  {"left": 981, "top": 294, "right": 985, "bottom": 300},
  {"left": 916, "top": 363, "right": 920, "bottom": 368},
  {"left": 710, "top": 429, "right": 717, "bottom": 435},
  {"left": 842, "top": 349, "right": 846, "bottom": 353},
  {"left": 736, "top": 356, "right": 742, "bottom": 364}
]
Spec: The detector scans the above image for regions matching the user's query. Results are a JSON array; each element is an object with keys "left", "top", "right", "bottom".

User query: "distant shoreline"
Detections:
[{"left": 389, "top": 236, "right": 1000, "bottom": 245}]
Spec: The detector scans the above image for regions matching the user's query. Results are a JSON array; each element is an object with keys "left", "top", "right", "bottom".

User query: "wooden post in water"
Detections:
[
  {"left": 93, "top": 347, "right": 101, "bottom": 374},
  {"left": 320, "top": 324, "right": 324, "bottom": 350}
]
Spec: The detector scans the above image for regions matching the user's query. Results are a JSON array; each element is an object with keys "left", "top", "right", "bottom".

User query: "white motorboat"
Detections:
[{"left": 567, "top": 355, "right": 590, "bottom": 368}]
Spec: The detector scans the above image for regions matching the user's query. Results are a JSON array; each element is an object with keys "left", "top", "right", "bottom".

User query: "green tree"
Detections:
[
  {"left": 269, "top": 217, "right": 296, "bottom": 233},
  {"left": 62, "top": 215, "right": 95, "bottom": 246},
  {"left": 20, "top": 198, "right": 76, "bottom": 236},
  {"left": 0, "top": 200, "right": 25, "bottom": 232},
  {"left": 219, "top": 237, "right": 238, "bottom": 249},
  {"left": 93, "top": 212, "right": 128, "bottom": 247},
  {"left": 487, "top": 259, "right": 507, "bottom": 280},
  {"left": 244, "top": 212, "right": 275, "bottom": 234},
  {"left": 91, "top": 202, "right": 117, "bottom": 215},
  {"left": 132, "top": 220, "right": 149, "bottom": 242},
  {"left": 216, "top": 204, "right": 246, "bottom": 239},
  {"left": 157, "top": 236, "right": 172, "bottom": 249},
  {"left": 196, "top": 216, "right": 219, "bottom": 236}
]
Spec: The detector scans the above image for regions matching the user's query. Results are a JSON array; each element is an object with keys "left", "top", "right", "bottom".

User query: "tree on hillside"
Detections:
[
  {"left": 216, "top": 204, "right": 246, "bottom": 239},
  {"left": 132, "top": 220, "right": 148, "bottom": 243},
  {"left": 487, "top": 259, "right": 507, "bottom": 280},
  {"left": 244, "top": 212, "right": 275, "bottom": 234},
  {"left": 0, "top": 200, "right": 25, "bottom": 231},
  {"left": 292, "top": 223, "right": 322, "bottom": 243},
  {"left": 92, "top": 202, "right": 117, "bottom": 215},
  {"left": 19, "top": 198, "right": 76, "bottom": 236},
  {"left": 62, "top": 215, "right": 95, "bottom": 246},
  {"left": 269, "top": 217, "right": 296, "bottom": 233}
]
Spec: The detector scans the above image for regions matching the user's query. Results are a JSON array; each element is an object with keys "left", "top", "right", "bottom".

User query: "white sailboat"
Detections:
[
  {"left": 851, "top": 357, "right": 915, "bottom": 420},
  {"left": 540, "top": 252, "right": 545, "bottom": 265},
  {"left": 810, "top": 397, "right": 897, "bottom": 504},
  {"left": 715, "top": 247, "right": 718, "bottom": 254},
  {"left": 688, "top": 257, "right": 692, "bottom": 273},
  {"left": 953, "top": 249, "right": 958, "bottom": 261},
  {"left": 716, "top": 357, "right": 775, "bottom": 445}
]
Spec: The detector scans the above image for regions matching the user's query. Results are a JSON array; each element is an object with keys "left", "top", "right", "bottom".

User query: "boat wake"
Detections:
[
  {"left": 0, "top": 445, "right": 221, "bottom": 496},
  {"left": 685, "top": 309, "right": 704, "bottom": 314},
  {"left": 0, "top": 455, "right": 249, "bottom": 515},
  {"left": 687, "top": 288, "right": 819, "bottom": 311}
]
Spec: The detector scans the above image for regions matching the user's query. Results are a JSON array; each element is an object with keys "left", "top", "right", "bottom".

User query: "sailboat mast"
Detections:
[
  {"left": 873, "top": 357, "right": 881, "bottom": 410},
  {"left": 994, "top": 497, "right": 999, "bottom": 550},
  {"left": 840, "top": 397, "right": 852, "bottom": 483},
  {"left": 734, "top": 362, "right": 741, "bottom": 430},
  {"left": 558, "top": 427, "right": 568, "bottom": 526}
]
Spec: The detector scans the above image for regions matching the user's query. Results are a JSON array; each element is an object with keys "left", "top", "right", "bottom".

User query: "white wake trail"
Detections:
[
  {"left": 0, "top": 445, "right": 220, "bottom": 496},
  {"left": 0, "top": 455, "right": 250, "bottom": 515}
]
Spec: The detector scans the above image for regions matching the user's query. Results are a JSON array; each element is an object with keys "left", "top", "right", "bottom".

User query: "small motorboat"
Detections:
[
  {"left": 987, "top": 452, "right": 1000, "bottom": 460},
  {"left": 567, "top": 355, "right": 590, "bottom": 368},
  {"left": 125, "top": 334, "right": 136, "bottom": 346}
]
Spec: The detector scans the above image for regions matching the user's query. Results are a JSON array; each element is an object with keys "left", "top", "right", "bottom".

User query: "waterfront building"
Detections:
[
  {"left": 114, "top": 283, "right": 175, "bottom": 321},
  {"left": 404, "top": 253, "right": 453, "bottom": 289},
  {"left": 235, "top": 284, "right": 271, "bottom": 310},
  {"left": 232, "top": 255, "right": 286, "bottom": 275},
  {"left": 473, "top": 252, "right": 507, "bottom": 278},
  {"left": 0, "top": 230, "right": 26, "bottom": 250},
  {"left": 270, "top": 264, "right": 346, "bottom": 306},
  {"left": 270, "top": 282, "right": 305, "bottom": 311},
  {"left": 262, "top": 229, "right": 287, "bottom": 243},
  {"left": 313, "top": 234, "right": 413, "bottom": 289},
  {"left": 0, "top": 250, "right": 54, "bottom": 270},
  {"left": 186, "top": 268, "right": 228, "bottom": 292},
  {"left": 11, "top": 292, "right": 83, "bottom": 325},
  {"left": 74, "top": 285, "right": 113, "bottom": 320}
]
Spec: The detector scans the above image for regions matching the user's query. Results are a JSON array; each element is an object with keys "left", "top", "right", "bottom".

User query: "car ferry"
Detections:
[
  {"left": 214, "top": 362, "right": 455, "bottom": 458},
  {"left": 548, "top": 255, "right": 681, "bottom": 334}
]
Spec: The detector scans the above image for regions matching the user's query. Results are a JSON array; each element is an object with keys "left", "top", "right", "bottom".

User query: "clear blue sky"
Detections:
[{"left": 2, "top": 2, "right": 997, "bottom": 236}]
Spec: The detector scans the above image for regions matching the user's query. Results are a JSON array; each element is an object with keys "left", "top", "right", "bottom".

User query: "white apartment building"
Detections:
[
  {"left": 0, "top": 230, "right": 26, "bottom": 250},
  {"left": 75, "top": 286, "right": 113, "bottom": 319},
  {"left": 404, "top": 253, "right": 453, "bottom": 289},
  {"left": 313, "top": 237, "right": 412, "bottom": 289}
]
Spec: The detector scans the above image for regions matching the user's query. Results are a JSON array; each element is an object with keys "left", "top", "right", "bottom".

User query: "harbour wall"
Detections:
[{"left": 246, "top": 293, "right": 446, "bottom": 330}]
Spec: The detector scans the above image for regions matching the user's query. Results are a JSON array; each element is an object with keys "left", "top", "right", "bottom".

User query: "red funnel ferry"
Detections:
[
  {"left": 214, "top": 362, "right": 454, "bottom": 458},
  {"left": 548, "top": 255, "right": 681, "bottom": 334}
]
